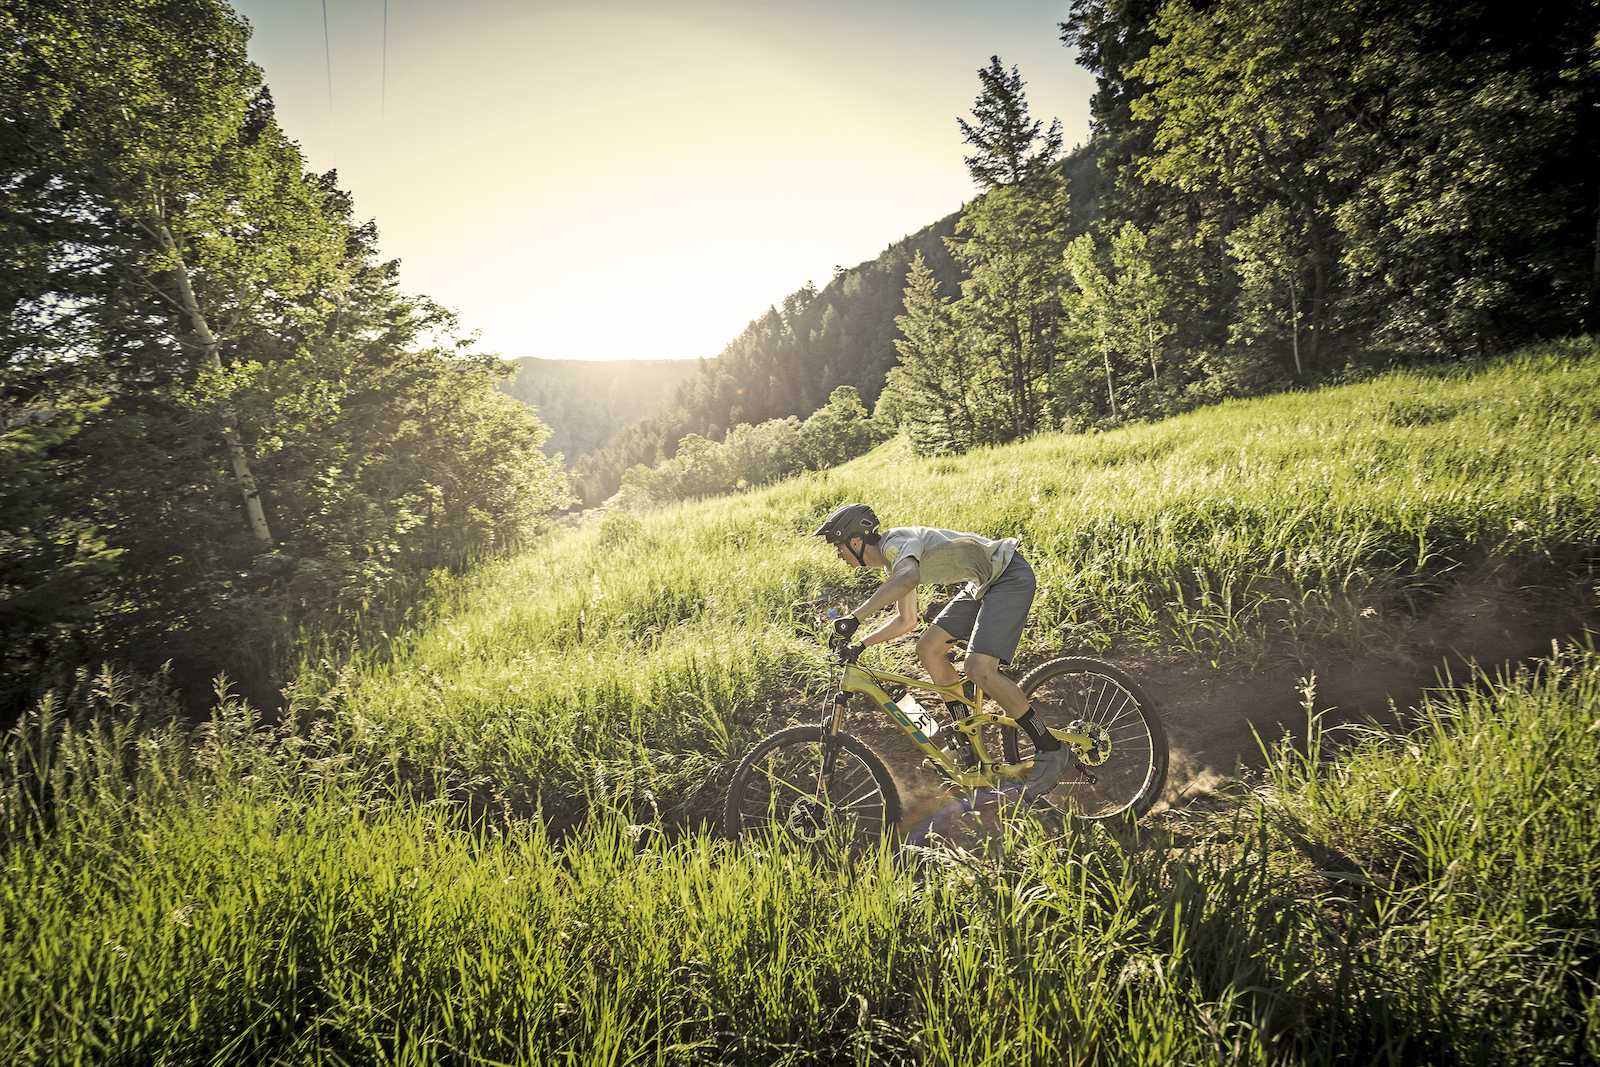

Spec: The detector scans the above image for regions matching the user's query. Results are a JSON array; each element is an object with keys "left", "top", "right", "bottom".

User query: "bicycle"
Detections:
[{"left": 723, "top": 631, "right": 1170, "bottom": 846}]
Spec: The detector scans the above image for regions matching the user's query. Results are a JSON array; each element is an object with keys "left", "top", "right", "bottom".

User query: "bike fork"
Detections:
[{"left": 814, "top": 690, "right": 850, "bottom": 801}]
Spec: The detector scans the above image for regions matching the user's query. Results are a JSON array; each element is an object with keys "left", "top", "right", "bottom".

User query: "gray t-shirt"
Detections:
[{"left": 878, "top": 526, "right": 1019, "bottom": 599}]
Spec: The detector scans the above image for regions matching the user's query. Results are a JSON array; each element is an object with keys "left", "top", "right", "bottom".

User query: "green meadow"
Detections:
[{"left": 4, "top": 339, "right": 1598, "bottom": 1063}]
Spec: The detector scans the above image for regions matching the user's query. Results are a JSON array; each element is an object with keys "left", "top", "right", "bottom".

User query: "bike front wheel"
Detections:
[
  {"left": 723, "top": 725, "right": 902, "bottom": 846},
  {"left": 1007, "top": 657, "right": 1169, "bottom": 821}
]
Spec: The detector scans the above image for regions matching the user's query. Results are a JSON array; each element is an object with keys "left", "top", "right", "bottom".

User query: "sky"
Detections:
[{"left": 231, "top": 0, "right": 1096, "bottom": 362}]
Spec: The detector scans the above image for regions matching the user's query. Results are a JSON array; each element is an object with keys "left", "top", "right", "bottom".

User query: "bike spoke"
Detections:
[
  {"left": 1018, "top": 658, "right": 1168, "bottom": 821},
  {"left": 726, "top": 730, "right": 898, "bottom": 846}
]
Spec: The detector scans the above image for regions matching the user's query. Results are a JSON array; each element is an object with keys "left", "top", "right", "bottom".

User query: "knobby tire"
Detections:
[
  {"left": 723, "top": 725, "right": 901, "bottom": 846},
  {"left": 1007, "top": 656, "right": 1169, "bottom": 821}
]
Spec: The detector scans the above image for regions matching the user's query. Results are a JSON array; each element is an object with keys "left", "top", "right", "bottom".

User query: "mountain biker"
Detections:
[{"left": 812, "top": 502, "right": 1068, "bottom": 797}]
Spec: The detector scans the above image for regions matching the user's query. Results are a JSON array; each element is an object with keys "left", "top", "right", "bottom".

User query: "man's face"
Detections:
[{"left": 833, "top": 536, "right": 862, "bottom": 567}]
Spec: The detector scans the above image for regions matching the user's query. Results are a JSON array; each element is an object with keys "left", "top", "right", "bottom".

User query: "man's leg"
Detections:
[
  {"left": 961, "top": 652, "right": 1029, "bottom": 718},
  {"left": 963, "top": 555, "right": 1067, "bottom": 796},
  {"left": 915, "top": 624, "right": 964, "bottom": 687}
]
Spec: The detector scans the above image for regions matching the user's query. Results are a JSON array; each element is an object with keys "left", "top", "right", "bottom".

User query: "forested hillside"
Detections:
[
  {"left": 574, "top": 0, "right": 1600, "bottom": 504},
  {"left": 567, "top": 212, "right": 963, "bottom": 505},
  {"left": 497, "top": 357, "right": 699, "bottom": 460},
  {"left": 890, "top": 0, "right": 1599, "bottom": 450},
  {"left": 0, "top": 0, "right": 570, "bottom": 716},
  {"left": 571, "top": 144, "right": 1107, "bottom": 505}
]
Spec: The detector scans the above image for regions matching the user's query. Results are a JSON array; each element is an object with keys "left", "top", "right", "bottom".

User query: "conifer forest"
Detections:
[{"left": 575, "top": 0, "right": 1600, "bottom": 503}]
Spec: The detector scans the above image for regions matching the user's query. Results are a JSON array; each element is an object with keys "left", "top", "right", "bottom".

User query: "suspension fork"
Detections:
[{"left": 814, "top": 687, "right": 851, "bottom": 801}]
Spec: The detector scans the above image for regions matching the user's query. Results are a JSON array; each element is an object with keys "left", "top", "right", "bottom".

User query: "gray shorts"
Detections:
[{"left": 929, "top": 553, "right": 1036, "bottom": 664}]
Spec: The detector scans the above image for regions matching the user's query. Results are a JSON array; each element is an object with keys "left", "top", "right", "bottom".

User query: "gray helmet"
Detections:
[{"left": 812, "top": 503, "right": 879, "bottom": 544}]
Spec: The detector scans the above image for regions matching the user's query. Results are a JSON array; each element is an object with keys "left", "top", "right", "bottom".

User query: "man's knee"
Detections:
[
  {"left": 916, "top": 626, "right": 955, "bottom": 662},
  {"left": 964, "top": 653, "right": 1004, "bottom": 689}
]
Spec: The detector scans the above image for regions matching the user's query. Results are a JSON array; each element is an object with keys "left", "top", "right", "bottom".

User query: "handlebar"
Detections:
[{"left": 828, "top": 634, "right": 864, "bottom": 664}]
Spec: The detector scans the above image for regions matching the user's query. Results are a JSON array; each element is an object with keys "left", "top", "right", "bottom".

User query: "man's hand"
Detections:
[{"left": 832, "top": 614, "right": 860, "bottom": 640}]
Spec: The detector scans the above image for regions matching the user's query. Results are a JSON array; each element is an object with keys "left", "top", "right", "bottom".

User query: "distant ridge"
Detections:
[{"left": 498, "top": 357, "right": 700, "bottom": 461}]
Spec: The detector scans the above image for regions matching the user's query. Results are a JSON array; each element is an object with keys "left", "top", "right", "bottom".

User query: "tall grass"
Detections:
[
  {"left": 5, "top": 340, "right": 1598, "bottom": 1064},
  {"left": 292, "top": 340, "right": 1600, "bottom": 829},
  {"left": 5, "top": 646, "right": 1596, "bottom": 1063},
  {"left": 1251, "top": 644, "right": 1600, "bottom": 1063}
]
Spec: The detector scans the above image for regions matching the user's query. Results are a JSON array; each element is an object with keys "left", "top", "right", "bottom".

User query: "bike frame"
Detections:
[{"left": 821, "top": 647, "right": 1096, "bottom": 792}]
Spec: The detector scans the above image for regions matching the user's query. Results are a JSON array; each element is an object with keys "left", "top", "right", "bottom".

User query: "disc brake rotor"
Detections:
[{"left": 1068, "top": 718, "right": 1113, "bottom": 766}]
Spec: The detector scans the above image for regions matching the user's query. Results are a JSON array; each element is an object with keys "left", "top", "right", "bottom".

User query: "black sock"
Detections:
[
  {"left": 943, "top": 700, "right": 966, "bottom": 722},
  {"left": 1015, "top": 707, "right": 1061, "bottom": 751}
]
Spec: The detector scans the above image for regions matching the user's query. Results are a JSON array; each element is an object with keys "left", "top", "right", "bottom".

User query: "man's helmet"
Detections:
[{"left": 812, "top": 503, "right": 879, "bottom": 544}]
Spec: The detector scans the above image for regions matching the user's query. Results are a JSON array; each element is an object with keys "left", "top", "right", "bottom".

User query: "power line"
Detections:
[{"left": 321, "top": 0, "right": 336, "bottom": 162}]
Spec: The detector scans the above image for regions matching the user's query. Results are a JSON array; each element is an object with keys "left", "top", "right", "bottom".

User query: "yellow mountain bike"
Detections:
[{"left": 723, "top": 632, "right": 1169, "bottom": 845}]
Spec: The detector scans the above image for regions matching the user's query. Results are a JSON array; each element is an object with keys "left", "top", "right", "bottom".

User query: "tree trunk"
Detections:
[
  {"left": 1147, "top": 310, "right": 1158, "bottom": 385},
  {"left": 1100, "top": 325, "right": 1118, "bottom": 420},
  {"left": 1592, "top": 184, "right": 1599, "bottom": 312},
  {"left": 1300, "top": 205, "right": 1328, "bottom": 368},
  {"left": 159, "top": 223, "right": 274, "bottom": 547},
  {"left": 1288, "top": 273, "right": 1302, "bottom": 376}
]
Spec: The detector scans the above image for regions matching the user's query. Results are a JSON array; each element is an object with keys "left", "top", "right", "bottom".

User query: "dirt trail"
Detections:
[{"left": 838, "top": 581, "right": 1597, "bottom": 835}]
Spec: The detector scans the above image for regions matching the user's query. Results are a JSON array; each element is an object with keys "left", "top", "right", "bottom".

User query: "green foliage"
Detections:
[
  {"left": 949, "top": 178, "right": 1071, "bottom": 441},
  {"left": 0, "top": 403, "right": 120, "bottom": 649},
  {"left": 1226, "top": 202, "right": 1312, "bottom": 380},
  {"left": 885, "top": 253, "right": 984, "bottom": 454},
  {"left": 796, "top": 386, "right": 880, "bottom": 470},
  {"left": 1111, "top": 0, "right": 1600, "bottom": 361},
  {"left": 0, "top": 0, "right": 572, "bottom": 713},
  {"left": 3, "top": 642, "right": 1596, "bottom": 1063},
  {"left": 1063, "top": 222, "right": 1184, "bottom": 425},
  {"left": 617, "top": 388, "right": 885, "bottom": 507}
]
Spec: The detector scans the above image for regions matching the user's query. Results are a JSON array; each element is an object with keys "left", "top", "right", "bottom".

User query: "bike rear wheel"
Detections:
[
  {"left": 1007, "top": 657, "right": 1169, "bottom": 821},
  {"left": 723, "top": 725, "right": 902, "bottom": 846}
]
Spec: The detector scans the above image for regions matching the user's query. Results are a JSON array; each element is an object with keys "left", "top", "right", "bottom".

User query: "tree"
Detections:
[
  {"left": 0, "top": 0, "right": 573, "bottom": 712},
  {"left": 1124, "top": 0, "right": 1600, "bottom": 360},
  {"left": 1129, "top": 0, "right": 1357, "bottom": 368},
  {"left": 797, "top": 386, "right": 880, "bottom": 470},
  {"left": 1063, "top": 233, "right": 1120, "bottom": 420},
  {"left": 947, "top": 58, "right": 1070, "bottom": 440},
  {"left": 721, "top": 417, "right": 804, "bottom": 488},
  {"left": 959, "top": 56, "right": 1064, "bottom": 189},
  {"left": 885, "top": 253, "right": 983, "bottom": 454},
  {"left": 1226, "top": 202, "right": 1309, "bottom": 378},
  {"left": 1062, "top": 223, "right": 1179, "bottom": 423},
  {"left": 3, "top": 0, "right": 349, "bottom": 545},
  {"left": 0, "top": 402, "right": 121, "bottom": 689}
]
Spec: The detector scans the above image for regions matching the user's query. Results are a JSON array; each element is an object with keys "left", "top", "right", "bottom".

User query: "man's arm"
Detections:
[
  {"left": 860, "top": 583, "right": 920, "bottom": 647},
  {"left": 851, "top": 555, "right": 920, "bottom": 627}
]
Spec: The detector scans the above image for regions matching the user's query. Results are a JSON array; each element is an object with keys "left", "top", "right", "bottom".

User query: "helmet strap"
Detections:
[{"left": 846, "top": 536, "right": 867, "bottom": 567}]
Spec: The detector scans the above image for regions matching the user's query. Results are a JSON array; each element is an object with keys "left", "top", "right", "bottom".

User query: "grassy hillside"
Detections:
[
  {"left": 292, "top": 339, "right": 1600, "bottom": 828},
  {"left": 3, "top": 339, "right": 1598, "bottom": 1063}
]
